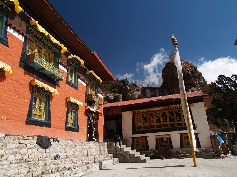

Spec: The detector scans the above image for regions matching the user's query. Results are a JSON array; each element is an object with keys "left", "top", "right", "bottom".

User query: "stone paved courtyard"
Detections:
[{"left": 85, "top": 157, "right": 237, "bottom": 177}]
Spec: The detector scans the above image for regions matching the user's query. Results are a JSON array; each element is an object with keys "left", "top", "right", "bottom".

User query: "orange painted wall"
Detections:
[{"left": 0, "top": 32, "right": 104, "bottom": 141}]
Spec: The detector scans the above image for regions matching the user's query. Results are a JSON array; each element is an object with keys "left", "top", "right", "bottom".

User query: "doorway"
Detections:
[
  {"left": 87, "top": 114, "right": 98, "bottom": 141},
  {"left": 155, "top": 135, "right": 171, "bottom": 157},
  {"left": 116, "top": 120, "right": 122, "bottom": 137}
]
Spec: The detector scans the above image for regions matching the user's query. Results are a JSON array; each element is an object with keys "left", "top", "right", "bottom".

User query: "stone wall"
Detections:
[
  {"left": 0, "top": 134, "right": 117, "bottom": 177},
  {"left": 170, "top": 148, "right": 214, "bottom": 159}
]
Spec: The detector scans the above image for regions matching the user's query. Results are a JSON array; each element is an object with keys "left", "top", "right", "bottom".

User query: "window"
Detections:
[
  {"left": 180, "top": 133, "right": 199, "bottom": 148},
  {"left": 32, "top": 88, "right": 47, "bottom": 120},
  {"left": 0, "top": 7, "right": 7, "bottom": 45},
  {"left": 66, "top": 65, "right": 78, "bottom": 89},
  {"left": 150, "top": 90, "right": 156, "bottom": 97},
  {"left": 25, "top": 26, "right": 64, "bottom": 81},
  {"left": 133, "top": 137, "right": 147, "bottom": 151},
  {"left": 182, "top": 134, "right": 191, "bottom": 148},
  {"left": 66, "top": 101, "right": 79, "bottom": 132},
  {"left": 65, "top": 97, "right": 82, "bottom": 131},
  {"left": 134, "top": 106, "right": 186, "bottom": 132},
  {"left": 27, "top": 35, "right": 55, "bottom": 65},
  {"left": 26, "top": 79, "right": 58, "bottom": 127},
  {"left": 26, "top": 86, "right": 51, "bottom": 127},
  {"left": 86, "top": 79, "right": 96, "bottom": 101},
  {"left": 0, "top": 8, "right": 5, "bottom": 36},
  {"left": 85, "top": 70, "right": 102, "bottom": 103}
]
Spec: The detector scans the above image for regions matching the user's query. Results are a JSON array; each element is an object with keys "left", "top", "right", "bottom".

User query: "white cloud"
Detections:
[
  {"left": 116, "top": 73, "right": 134, "bottom": 83},
  {"left": 197, "top": 57, "right": 237, "bottom": 84},
  {"left": 116, "top": 48, "right": 169, "bottom": 87},
  {"left": 138, "top": 49, "right": 169, "bottom": 87}
]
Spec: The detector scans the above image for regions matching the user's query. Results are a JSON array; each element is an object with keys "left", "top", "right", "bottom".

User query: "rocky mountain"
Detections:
[
  {"left": 102, "top": 79, "right": 141, "bottom": 103},
  {"left": 161, "top": 59, "right": 210, "bottom": 94},
  {"left": 102, "top": 59, "right": 210, "bottom": 103}
]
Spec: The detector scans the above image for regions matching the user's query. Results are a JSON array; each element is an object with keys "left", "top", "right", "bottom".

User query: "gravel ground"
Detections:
[{"left": 85, "top": 157, "right": 237, "bottom": 177}]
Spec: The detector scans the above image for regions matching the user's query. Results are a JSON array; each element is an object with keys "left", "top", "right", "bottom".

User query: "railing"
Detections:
[{"left": 26, "top": 52, "right": 64, "bottom": 81}]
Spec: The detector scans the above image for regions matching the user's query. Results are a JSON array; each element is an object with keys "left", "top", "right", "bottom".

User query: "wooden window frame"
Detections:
[
  {"left": 132, "top": 136, "right": 148, "bottom": 151},
  {"left": 65, "top": 101, "right": 79, "bottom": 132},
  {"left": 27, "top": 35, "right": 56, "bottom": 65},
  {"left": 180, "top": 133, "right": 199, "bottom": 148},
  {"left": 86, "top": 78, "right": 97, "bottom": 101},
  {"left": 0, "top": 7, "right": 8, "bottom": 46},
  {"left": 26, "top": 86, "right": 51, "bottom": 127},
  {"left": 134, "top": 108, "right": 185, "bottom": 132},
  {"left": 66, "top": 65, "right": 78, "bottom": 89},
  {"left": 182, "top": 133, "right": 191, "bottom": 148}
]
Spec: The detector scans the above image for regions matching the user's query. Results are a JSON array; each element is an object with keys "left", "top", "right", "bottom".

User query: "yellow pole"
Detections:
[
  {"left": 182, "top": 90, "right": 197, "bottom": 167},
  {"left": 171, "top": 34, "right": 197, "bottom": 167}
]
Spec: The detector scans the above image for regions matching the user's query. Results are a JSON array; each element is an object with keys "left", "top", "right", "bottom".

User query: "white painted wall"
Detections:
[
  {"left": 121, "top": 101, "right": 212, "bottom": 149},
  {"left": 191, "top": 102, "right": 212, "bottom": 148},
  {"left": 122, "top": 111, "right": 133, "bottom": 146}
]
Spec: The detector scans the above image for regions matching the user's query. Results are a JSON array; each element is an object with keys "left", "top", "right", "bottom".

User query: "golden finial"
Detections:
[{"left": 171, "top": 34, "right": 178, "bottom": 48}]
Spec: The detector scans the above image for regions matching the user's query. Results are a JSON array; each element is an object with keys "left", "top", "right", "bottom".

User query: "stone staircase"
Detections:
[
  {"left": 107, "top": 142, "right": 150, "bottom": 163},
  {"left": 0, "top": 135, "right": 119, "bottom": 177}
]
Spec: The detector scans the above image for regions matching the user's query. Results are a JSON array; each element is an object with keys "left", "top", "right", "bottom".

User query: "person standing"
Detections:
[{"left": 114, "top": 134, "right": 121, "bottom": 146}]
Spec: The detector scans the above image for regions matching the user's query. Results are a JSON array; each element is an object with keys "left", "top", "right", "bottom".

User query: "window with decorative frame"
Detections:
[
  {"left": 85, "top": 70, "right": 102, "bottom": 103},
  {"left": 66, "top": 101, "right": 79, "bottom": 132},
  {"left": 182, "top": 133, "right": 191, "bottom": 148},
  {"left": 26, "top": 86, "right": 51, "bottom": 127},
  {"left": 26, "top": 79, "right": 58, "bottom": 127},
  {"left": 27, "top": 35, "right": 55, "bottom": 64},
  {"left": 65, "top": 97, "right": 83, "bottom": 132},
  {"left": 0, "top": 6, "right": 7, "bottom": 45},
  {"left": 180, "top": 133, "right": 199, "bottom": 148},
  {"left": 132, "top": 137, "right": 148, "bottom": 151},
  {"left": 86, "top": 79, "right": 96, "bottom": 101},
  {"left": 134, "top": 105, "right": 187, "bottom": 132},
  {"left": 0, "top": 7, "right": 5, "bottom": 36},
  {"left": 66, "top": 65, "right": 78, "bottom": 89},
  {"left": 25, "top": 20, "right": 65, "bottom": 81}
]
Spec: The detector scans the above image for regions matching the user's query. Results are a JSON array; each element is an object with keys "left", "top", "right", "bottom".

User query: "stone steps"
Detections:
[
  {"left": 0, "top": 154, "right": 118, "bottom": 176},
  {"left": 0, "top": 135, "right": 119, "bottom": 177},
  {"left": 0, "top": 147, "right": 114, "bottom": 164},
  {"left": 107, "top": 142, "right": 150, "bottom": 163}
]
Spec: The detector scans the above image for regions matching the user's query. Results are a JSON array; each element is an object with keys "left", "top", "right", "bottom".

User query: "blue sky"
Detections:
[{"left": 49, "top": 0, "right": 237, "bottom": 86}]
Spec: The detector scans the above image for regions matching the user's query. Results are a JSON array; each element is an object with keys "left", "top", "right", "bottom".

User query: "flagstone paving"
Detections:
[{"left": 85, "top": 157, "right": 237, "bottom": 177}]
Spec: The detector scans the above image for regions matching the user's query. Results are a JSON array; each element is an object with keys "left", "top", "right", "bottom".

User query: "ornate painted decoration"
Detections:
[
  {"left": 0, "top": 60, "right": 12, "bottom": 74},
  {"left": 26, "top": 52, "right": 64, "bottom": 81},
  {"left": 68, "top": 55, "right": 84, "bottom": 67},
  {"left": 66, "top": 97, "right": 83, "bottom": 106},
  {"left": 29, "top": 19, "right": 67, "bottom": 53},
  {"left": 133, "top": 104, "right": 187, "bottom": 132},
  {"left": 0, "top": 0, "right": 22, "bottom": 14},
  {"left": 30, "top": 79, "right": 58, "bottom": 95},
  {"left": 86, "top": 70, "right": 102, "bottom": 84}
]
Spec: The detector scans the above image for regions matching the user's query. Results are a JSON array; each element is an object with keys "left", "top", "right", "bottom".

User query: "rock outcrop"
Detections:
[
  {"left": 102, "top": 59, "right": 209, "bottom": 102},
  {"left": 102, "top": 79, "right": 141, "bottom": 103},
  {"left": 161, "top": 59, "right": 209, "bottom": 94}
]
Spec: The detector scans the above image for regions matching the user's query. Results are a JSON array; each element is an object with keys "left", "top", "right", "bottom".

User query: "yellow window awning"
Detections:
[
  {"left": 10, "top": 0, "right": 22, "bottom": 14},
  {"left": 68, "top": 55, "right": 84, "bottom": 67},
  {"left": 67, "top": 97, "right": 83, "bottom": 106},
  {"left": 86, "top": 70, "right": 102, "bottom": 84},
  {"left": 29, "top": 19, "right": 67, "bottom": 53},
  {"left": 30, "top": 79, "right": 58, "bottom": 95},
  {"left": 0, "top": 61, "right": 12, "bottom": 74}
]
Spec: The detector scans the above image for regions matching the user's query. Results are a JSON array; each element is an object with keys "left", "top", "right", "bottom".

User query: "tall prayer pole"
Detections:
[{"left": 171, "top": 34, "right": 197, "bottom": 167}]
